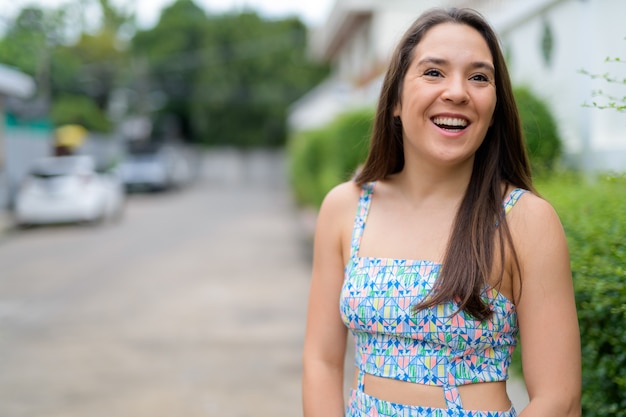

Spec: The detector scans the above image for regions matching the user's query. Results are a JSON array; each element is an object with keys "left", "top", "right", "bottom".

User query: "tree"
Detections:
[
  {"left": 131, "top": 0, "right": 209, "bottom": 141},
  {"left": 48, "top": 0, "right": 133, "bottom": 129},
  {"left": 192, "top": 12, "right": 328, "bottom": 147},
  {"left": 0, "top": 6, "right": 67, "bottom": 101},
  {"left": 131, "top": 0, "right": 328, "bottom": 146},
  {"left": 0, "top": 0, "right": 134, "bottom": 132}
]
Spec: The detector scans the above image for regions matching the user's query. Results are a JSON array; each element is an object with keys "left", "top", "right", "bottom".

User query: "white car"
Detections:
[
  {"left": 14, "top": 155, "right": 125, "bottom": 226},
  {"left": 120, "top": 145, "right": 193, "bottom": 192}
]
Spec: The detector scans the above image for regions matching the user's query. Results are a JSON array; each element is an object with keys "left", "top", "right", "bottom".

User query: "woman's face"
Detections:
[{"left": 394, "top": 22, "right": 497, "bottom": 170}]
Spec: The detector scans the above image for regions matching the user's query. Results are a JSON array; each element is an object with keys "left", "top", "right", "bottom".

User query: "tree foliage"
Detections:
[
  {"left": 0, "top": 0, "right": 132, "bottom": 132},
  {"left": 191, "top": 12, "right": 327, "bottom": 147},
  {"left": 132, "top": 2, "right": 328, "bottom": 146},
  {"left": 0, "top": 6, "right": 64, "bottom": 92},
  {"left": 131, "top": 0, "right": 210, "bottom": 140},
  {"left": 2, "top": 0, "right": 328, "bottom": 142}
]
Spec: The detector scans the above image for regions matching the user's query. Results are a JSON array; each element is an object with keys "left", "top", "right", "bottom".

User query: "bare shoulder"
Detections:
[
  {"left": 506, "top": 190, "right": 571, "bottom": 293},
  {"left": 317, "top": 181, "right": 362, "bottom": 223},
  {"left": 315, "top": 181, "right": 363, "bottom": 261},
  {"left": 507, "top": 191, "right": 564, "bottom": 238}
]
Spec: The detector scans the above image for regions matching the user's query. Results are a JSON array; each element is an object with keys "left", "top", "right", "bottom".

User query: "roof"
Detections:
[{"left": 0, "top": 63, "right": 35, "bottom": 98}]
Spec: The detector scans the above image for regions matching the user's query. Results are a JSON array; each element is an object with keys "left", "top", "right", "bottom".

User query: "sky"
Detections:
[{"left": 3, "top": 0, "right": 335, "bottom": 29}]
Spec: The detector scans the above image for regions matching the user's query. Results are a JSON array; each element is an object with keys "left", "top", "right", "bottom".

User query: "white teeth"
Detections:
[{"left": 432, "top": 117, "right": 468, "bottom": 128}]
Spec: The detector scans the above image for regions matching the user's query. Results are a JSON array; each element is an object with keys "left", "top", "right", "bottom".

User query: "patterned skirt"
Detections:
[{"left": 345, "top": 388, "right": 518, "bottom": 417}]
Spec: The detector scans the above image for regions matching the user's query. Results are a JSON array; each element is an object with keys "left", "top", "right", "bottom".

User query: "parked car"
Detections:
[
  {"left": 14, "top": 155, "right": 125, "bottom": 226},
  {"left": 119, "top": 144, "right": 192, "bottom": 192}
]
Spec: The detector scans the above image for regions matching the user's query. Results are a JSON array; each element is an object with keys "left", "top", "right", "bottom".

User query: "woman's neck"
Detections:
[{"left": 391, "top": 157, "right": 474, "bottom": 204}]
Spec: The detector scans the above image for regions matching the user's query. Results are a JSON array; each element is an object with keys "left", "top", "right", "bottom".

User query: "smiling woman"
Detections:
[{"left": 302, "top": 7, "right": 581, "bottom": 417}]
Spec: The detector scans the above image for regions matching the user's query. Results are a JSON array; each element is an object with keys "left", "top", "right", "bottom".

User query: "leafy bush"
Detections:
[
  {"left": 50, "top": 94, "right": 112, "bottom": 133},
  {"left": 536, "top": 173, "right": 626, "bottom": 416},
  {"left": 288, "top": 108, "right": 373, "bottom": 208},
  {"left": 514, "top": 86, "right": 562, "bottom": 175}
]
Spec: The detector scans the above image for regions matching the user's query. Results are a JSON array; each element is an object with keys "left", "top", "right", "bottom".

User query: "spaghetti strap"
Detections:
[
  {"left": 503, "top": 188, "right": 526, "bottom": 215},
  {"left": 497, "top": 188, "right": 527, "bottom": 226},
  {"left": 349, "top": 182, "right": 375, "bottom": 260}
]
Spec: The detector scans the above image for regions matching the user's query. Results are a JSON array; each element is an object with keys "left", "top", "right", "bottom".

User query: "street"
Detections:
[
  {"left": 0, "top": 149, "right": 311, "bottom": 417},
  {"left": 0, "top": 148, "right": 528, "bottom": 416}
]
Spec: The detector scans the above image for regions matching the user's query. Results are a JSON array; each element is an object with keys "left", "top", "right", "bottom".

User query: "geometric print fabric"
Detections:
[
  {"left": 340, "top": 182, "right": 525, "bottom": 413},
  {"left": 346, "top": 388, "right": 518, "bottom": 416}
]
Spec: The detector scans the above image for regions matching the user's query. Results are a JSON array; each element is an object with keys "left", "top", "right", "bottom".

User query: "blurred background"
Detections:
[{"left": 0, "top": 0, "right": 624, "bottom": 416}]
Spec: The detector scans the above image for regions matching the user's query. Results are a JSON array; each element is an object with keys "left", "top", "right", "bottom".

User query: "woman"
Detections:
[{"left": 302, "top": 7, "right": 581, "bottom": 417}]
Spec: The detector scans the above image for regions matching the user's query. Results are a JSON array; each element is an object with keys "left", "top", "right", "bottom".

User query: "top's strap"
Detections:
[
  {"left": 497, "top": 187, "right": 527, "bottom": 227},
  {"left": 503, "top": 188, "right": 527, "bottom": 215},
  {"left": 349, "top": 182, "right": 375, "bottom": 259}
]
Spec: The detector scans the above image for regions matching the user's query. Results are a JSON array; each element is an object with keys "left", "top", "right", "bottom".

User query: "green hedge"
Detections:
[
  {"left": 536, "top": 173, "right": 626, "bottom": 416},
  {"left": 514, "top": 86, "right": 562, "bottom": 175},
  {"left": 288, "top": 107, "right": 372, "bottom": 207}
]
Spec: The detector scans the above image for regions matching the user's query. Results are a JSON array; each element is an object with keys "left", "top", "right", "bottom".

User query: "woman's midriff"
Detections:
[{"left": 353, "top": 369, "right": 513, "bottom": 411}]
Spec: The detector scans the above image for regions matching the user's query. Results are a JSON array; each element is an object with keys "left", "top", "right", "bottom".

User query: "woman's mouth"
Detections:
[{"left": 432, "top": 117, "right": 469, "bottom": 132}]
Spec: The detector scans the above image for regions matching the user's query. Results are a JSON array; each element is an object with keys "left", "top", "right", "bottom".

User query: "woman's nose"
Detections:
[{"left": 441, "top": 77, "right": 469, "bottom": 104}]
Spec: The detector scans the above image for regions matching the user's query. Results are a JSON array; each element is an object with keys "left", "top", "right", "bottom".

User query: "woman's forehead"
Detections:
[{"left": 413, "top": 23, "right": 493, "bottom": 65}]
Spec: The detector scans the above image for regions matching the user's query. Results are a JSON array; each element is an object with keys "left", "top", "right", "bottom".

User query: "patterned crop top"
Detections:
[{"left": 340, "top": 182, "right": 526, "bottom": 388}]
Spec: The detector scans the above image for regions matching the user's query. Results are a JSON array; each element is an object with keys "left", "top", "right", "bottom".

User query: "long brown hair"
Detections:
[{"left": 354, "top": 8, "right": 534, "bottom": 320}]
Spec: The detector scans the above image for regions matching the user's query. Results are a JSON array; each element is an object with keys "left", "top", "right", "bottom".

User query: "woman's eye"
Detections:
[
  {"left": 470, "top": 74, "right": 490, "bottom": 82},
  {"left": 423, "top": 69, "right": 442, "bottom": 77}
]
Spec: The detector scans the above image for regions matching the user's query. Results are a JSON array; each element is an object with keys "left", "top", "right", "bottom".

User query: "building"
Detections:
[
  {"left": 0, "top": 63, "right": 36, "bottom": 167},
  {"left": 0, "top": 63, "right": 36, "bottom": 207},
  {"left": 290, "top": 0, "right": 626, "bottom": 172}
]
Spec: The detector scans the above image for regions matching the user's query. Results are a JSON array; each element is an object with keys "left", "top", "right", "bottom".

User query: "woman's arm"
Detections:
[
  {"left": 302, "top": 183, "right": 358, "bottom": 417},
  {"left": 511, "top": 194, "right": 581, "bottom": 417}
]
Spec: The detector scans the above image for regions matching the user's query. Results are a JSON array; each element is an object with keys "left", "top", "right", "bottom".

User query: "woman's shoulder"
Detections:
[
  {"left": 318, "top": 181, "right": 364, "bottom": 219},
  {"left": 321, "top": 180, "right": 365, "bottom": 208},
  {"left": 506, "top": 188, "right": 565, "bottom": 243},
  {"left": 507, "top": 188, "right": 559, "bottom": 219},
  {"left": 314, "top": 181, "right": 364, "bottom": 257}
]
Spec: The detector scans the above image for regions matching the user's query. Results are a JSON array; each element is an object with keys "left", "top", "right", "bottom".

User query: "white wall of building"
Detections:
[{"left": 482, "top": 0, "right": 626, "bottom": 171}]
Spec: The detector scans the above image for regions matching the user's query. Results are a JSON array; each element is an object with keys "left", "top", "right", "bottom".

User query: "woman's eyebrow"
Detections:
[
  {"left": 416, "top": 57, "right": 447, "bottom": 67},
  {"left": 471, "top": 61, "right": 495, "bottom": 75},
  {"left": 416, "top": 57, "right": 495, "bottom": 74}
]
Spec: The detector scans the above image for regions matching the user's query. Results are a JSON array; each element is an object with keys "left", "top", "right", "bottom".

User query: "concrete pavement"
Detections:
[{"left": 0, "top": 149, "right": 528, "bottom": 414}]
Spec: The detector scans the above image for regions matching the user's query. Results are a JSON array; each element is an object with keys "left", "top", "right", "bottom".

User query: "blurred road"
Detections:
[
  {"left": 0, "top": 149, "right": 311, "bottom": 417},
  {"left": 0, "top": 148, "right": 528, "bottom": 416}
]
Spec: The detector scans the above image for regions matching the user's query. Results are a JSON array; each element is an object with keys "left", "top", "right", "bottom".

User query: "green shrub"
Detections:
[
  {"left": 51, "top": 94, "right": 112, "bottom": 133},
  {"left": 514, "top": 86, "right": 562, "bottom": 175},
  {"left": 288, "top": 108, "right": 373, "bottom": 208},
  {"left": 536, "top": 173, "right": 626, "bottom": 416}
]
